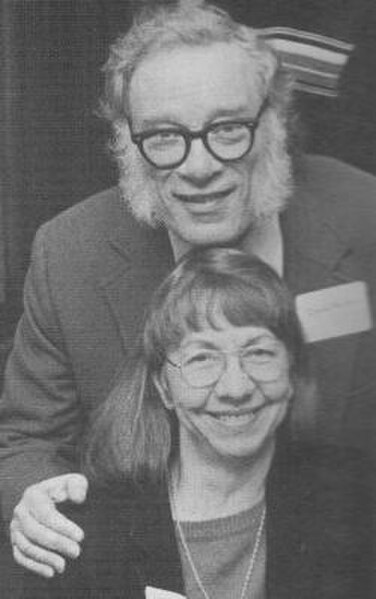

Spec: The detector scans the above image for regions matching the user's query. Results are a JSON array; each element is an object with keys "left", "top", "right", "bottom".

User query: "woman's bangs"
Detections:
[
  {"left": 209, "top": 281, "right": 281, "bottom": 330},
  {"left": 165, "top": 286, "right": 218, "bottom": 338},
  {"left": 164, "top": 279, "right": 281, "bottom": 338},
  {"left": 147, "top": 270, "right": 288, "bottom": 359},
  {"left": 146, "top": 284, "right": 211, "bottom": 355}
]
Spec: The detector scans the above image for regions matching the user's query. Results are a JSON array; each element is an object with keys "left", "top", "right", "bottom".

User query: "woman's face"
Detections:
[{"left": 158, "top": 315, "right": 293, "bottom": 462}]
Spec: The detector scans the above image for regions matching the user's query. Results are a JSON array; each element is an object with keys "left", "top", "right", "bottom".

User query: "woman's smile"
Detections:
[{"left": 206, "top": 403, "right": 268, "bottom": 427}]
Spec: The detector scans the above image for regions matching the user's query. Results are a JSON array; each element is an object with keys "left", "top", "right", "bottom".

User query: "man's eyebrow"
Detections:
[
  {"left": 133, "top": 117, "right": 182, "bottom": 130},
  {"left": 133, "top": 106, "right": 256, "bottom": 131},
  {"left": 209, "top": 106, "right": 256, "bottom": 121}
]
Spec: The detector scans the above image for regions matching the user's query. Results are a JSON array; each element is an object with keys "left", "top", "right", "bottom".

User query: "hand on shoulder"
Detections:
[{"left": 10, "top": 473, "right": 88, "bottom": 578}]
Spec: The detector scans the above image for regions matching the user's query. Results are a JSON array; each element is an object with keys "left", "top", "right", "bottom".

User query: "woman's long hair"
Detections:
[{"left": 83, "top": 248, "right": 309, "bottom": 486}]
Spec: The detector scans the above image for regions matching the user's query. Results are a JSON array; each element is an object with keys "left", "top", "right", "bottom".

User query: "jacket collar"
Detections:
[
  {"left": 98, "top": 193, "right": 174, "bottom": 353},
  {"left": 127, "top": 483, "right": 185, "bottom": 595},
  {"left": 281, "top": 159, "right": 359, "bottom": 295},
  {"left": 280, "top": 162, "right": 363, "bottom": 444}
]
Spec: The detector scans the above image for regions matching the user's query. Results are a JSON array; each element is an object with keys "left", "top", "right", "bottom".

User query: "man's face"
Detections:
[{"left": 127, "top": 42, "right": 290, "bottom": 250}]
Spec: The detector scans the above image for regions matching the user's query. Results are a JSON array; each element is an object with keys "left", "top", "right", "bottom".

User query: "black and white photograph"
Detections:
[{"left": 1, "top": 1, "right": 376, "bottom": 597}]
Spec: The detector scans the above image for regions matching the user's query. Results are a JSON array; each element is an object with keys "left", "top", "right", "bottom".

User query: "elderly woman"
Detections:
[{"left": 23, "top": 248, "right": 372, "bottom": 598}]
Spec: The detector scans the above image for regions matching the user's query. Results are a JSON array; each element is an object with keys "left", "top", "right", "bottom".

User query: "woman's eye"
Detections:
[
  {"left": 254, "top": 348, "right": 272, "bottom": 356},
  {"left": 244, "top": 347, "right": 275, "bottom": 361},
  {"left": 184, "top": 352, "right": 216, "bottom": 366}
]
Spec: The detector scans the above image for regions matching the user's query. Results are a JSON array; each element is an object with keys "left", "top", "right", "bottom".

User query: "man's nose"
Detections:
[
  {"left": 215, "top": 356, "right": 256, "bottom": 401},
  {"left": 178, "top": 138, "right": 223, "bottom": 182}
]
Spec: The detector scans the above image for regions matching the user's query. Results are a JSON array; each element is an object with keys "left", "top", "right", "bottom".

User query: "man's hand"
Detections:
[{"left": 10, "top": 473, "right": 88, "bottom": 578}]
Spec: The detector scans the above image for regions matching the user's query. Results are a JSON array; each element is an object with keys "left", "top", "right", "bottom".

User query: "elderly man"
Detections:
[{"left": 2, "top": 1, "right": 376, "bottom": 583}]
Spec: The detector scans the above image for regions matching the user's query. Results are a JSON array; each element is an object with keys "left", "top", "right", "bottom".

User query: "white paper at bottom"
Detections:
[{"left": 145, "top": 586, "right": 186, "bottom": 599}]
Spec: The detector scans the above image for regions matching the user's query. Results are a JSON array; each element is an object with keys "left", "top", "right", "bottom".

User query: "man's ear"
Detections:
[{"left": 152, "top": 370, "right": 174, "bottom": 410}]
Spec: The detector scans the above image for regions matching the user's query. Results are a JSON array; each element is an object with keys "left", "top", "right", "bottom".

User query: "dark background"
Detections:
[{"left": 1, "top": 1, "right": 131, "bottom": 339}]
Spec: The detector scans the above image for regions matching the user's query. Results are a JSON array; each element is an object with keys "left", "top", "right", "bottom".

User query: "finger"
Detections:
[
  {"left": 13, "top": 544, "right": 55, "bottom": 579},
  {"left": 42, "top": 473, "right": 88, "bottom": 505},
  {"left": 35, "top": 506, "right": 84, "bottom": 543},
  {"left": 11, "top": 511, "right": 81, "bottom": 558},
  {"left": 11, "top": 529, "right": 66, "bottom": 574},
  {"left": 65, "top": 474, "right": 88, "bottom": 504},
  {"left": 18, "top": 496, "right": 84, "bottom": 543}
]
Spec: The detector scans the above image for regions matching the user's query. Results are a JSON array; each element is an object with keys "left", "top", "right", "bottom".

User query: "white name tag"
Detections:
[
  {"left": 296, "top": 281, "right": 373, "bottom": 343},
  {"left": 145, "top": 587, "right": 186, "bottom": 599}
]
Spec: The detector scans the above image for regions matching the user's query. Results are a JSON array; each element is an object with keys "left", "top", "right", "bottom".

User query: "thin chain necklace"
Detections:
[{"left": 168, "top": 476, "right": 266, "bottom": 599}]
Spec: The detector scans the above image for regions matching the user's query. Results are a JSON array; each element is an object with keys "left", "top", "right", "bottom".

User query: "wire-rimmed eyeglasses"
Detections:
[
  {"left": 166, "top": 341, "right": 287, "bottom": 389},
  {"left": 130, "top": 98, "right": 269, "bottom": 170}
]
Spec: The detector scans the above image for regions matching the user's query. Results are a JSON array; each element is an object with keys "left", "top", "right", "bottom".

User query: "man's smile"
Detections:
[{"left": 173, "top": 187, "right": 235, "bottom": 205}]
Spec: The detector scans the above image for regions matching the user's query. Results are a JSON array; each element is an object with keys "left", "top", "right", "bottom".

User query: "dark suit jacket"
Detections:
[
  {"left": 21, "top": 441, "right": 374, "bottom": 598},
  {"left": 1, "top": 155, "right": 376, "bottom": 524}
]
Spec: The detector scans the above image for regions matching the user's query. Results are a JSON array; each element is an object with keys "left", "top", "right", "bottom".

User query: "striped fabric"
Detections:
[{"left": 260, "top": 27, "right": 354, "bottom": 97}]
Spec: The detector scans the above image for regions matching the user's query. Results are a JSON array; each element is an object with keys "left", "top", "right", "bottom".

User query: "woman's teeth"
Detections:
[{"left": 214, "top": 411, "right": 257, "bottom": 425}]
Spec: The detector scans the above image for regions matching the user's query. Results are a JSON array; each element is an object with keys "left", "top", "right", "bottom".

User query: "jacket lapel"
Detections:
[
  {"left": 98, "top": 210, "right": 174, "bottom": 355},
  {"left": 265, "top": 441, "right": 311, "bottom": 599},
  {"left": 127, "top": 484, "right": 185, "bottom": 596},
  {"left": 281, "top": 180, "right": 365, "bottom": 444}
]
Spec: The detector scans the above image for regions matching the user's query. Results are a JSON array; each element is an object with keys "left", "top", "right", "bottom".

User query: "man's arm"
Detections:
[
  {"left": 0, "top": 226, "right": 88, "bottom": 575},
  {"left": 0, "top": 225, "right": 81, "bottom": 521}
]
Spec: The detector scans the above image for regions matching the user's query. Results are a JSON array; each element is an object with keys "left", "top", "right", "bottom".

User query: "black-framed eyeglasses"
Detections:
[
  {"left": 130, "top": 97, "right": 268, "bottom": 170},
  {"left": 167, "top": 341, "right": 287, "bottom": 389}
]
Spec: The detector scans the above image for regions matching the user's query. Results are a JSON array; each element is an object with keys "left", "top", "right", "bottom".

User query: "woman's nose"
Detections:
[{"left": 215, "top": 356, "right": 256, "bottom": 401}]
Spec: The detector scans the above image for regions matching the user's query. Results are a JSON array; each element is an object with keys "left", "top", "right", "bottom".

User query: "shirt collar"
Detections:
[{"left": 168, "top": 214, "right": 283, "bottom": 277}]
